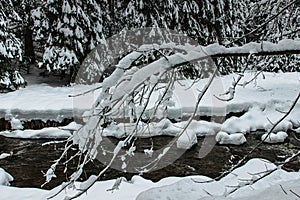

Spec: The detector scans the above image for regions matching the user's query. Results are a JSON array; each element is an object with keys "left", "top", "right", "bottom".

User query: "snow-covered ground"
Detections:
[
  {"left": 136, "top": 158, "right": 300, "bottom": 200},
  {"left": 0, "top": 72, "right": 298, "bottom": 121},
  {"left": 1, "top": 72, "right": 299, "bottom": 146},
  {"left": 0, "top": 71, "right": 299, "bottom": 199},
  {"left": 0, "top": 83, "right": 102, "bottom": 121},
  {"left": 0, "top": 159, "right": 299, "bottom": 200}
]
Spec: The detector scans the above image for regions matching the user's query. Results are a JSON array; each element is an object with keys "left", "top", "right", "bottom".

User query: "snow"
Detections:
[
  {"left": 136, "top": 158, "right": 300, "bottom": 200},
  {"left": 205, "top": 39, "right": 300, "bottom": 55},
  {"left": 59, "top": 121, "right": 82, "bottom": 131},
  {"left": 0, "top": 186, "right": 47, "bottom": 199},
  {"left": 69, "top": 71, "right": 299, "bottom": 141},
  {"left": 100, "top": 119, "right": 221, "bottom": 138},
  {"left": 261, "top": 131, "right": 288, "bottom": 144},
  {"left": 1, "top": 159, "right": 299, "bottom": 200},
  {"left": 0, "top": 72, "right": 299, "bottom": 140},
  {"left": 10, "top": 117, "right": 24, "bottom": 130},
  {"left": 176, "top": 130, "right": 197, "bottom": 149},
  {"left": 0, "top": 168, "right": 13, "bottom": 186},
  {"left": 0, "top": 127, "right": 71, "bottom": 139},
  {"left": 0, "top": 153, "right": 11, "bottom": 160},
  {"left": 215, "top": 131, "right": 246, "bottom": 145},
  {"left": 0, "top": 83, "right": 101, "bottom": 121},
  {"left": 221, "top": 106, "right": 265, "bottom": 133}
]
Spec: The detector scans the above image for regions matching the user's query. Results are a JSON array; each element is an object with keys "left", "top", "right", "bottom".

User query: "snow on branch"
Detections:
[
  {"left": 205, "top": 39, "right": 300, "bottom": 57},
  {"left": 121, "top": 39, "right": 300, "bottom": 63}
]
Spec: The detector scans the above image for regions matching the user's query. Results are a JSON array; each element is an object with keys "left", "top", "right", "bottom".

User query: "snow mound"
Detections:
[
  {"left": 294, "top": 127, "right": 300, "bottom": 133},
  {"left": 176, "top": 130, "right": 197, "bottom": 149},
  {"left": 216, "top": 131, "right": 246, "bottom": 145},
  {"left": 221, "top": 106, "right": 265, "bottom": 133},
  {"left": 102, "top": 122, "right": 126, "bottom": 138},
  {"left": 100, "top": 119, "right": 220, "bottom": 140},
  {"left": 0, "top": 153, "right": 11, "bottom": 160},
  {"left": 59, "top": 121, "right": 82, "bottom": 131},
  {"left": 0, "top": 168, "right": 13, "bottom": 186},
  {"left": 10, "top": 117, "right": 24, "bottom": 130},
  {"left": 261, "top": 131, "right": 288, "bottom": 144},
  {"left": 222, "top": 103, "right": 300, "bottom": 134},
  {"left": 225, "top": 179, "right": 300, "bottom": 200},
  {"left": 4, "top": 114, "right": 24, "bottom": 130}
]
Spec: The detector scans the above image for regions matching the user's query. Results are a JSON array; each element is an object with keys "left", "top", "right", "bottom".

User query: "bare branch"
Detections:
[
  {"left": 290, "top": 190, "right": 300, "bottom": 198},
  {"left": 68, "top": 85, "right": 102, "bottom": 98},
  {"left": 280, "top": 184, "right": 288, "bottom": 195}
]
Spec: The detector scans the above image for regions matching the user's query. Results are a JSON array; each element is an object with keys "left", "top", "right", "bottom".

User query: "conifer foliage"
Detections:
[
  {"left": 0, "top": 0, "right": 299, "bottom": 89},
  {"left": 0, "top": 0, "right": 25, "bottom": 91},
  {"left": 33, "top": 0, "right": 106, "bottom": 81}
]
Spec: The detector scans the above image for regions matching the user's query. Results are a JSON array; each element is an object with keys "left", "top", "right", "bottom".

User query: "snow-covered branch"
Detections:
[{"left": 206, "top": 39, "right": 300, "bottom": 57}]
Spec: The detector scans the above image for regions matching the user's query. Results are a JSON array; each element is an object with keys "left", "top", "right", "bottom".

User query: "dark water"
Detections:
[{"left": 0, "top": 133, "right": 299, "bottom": 190}]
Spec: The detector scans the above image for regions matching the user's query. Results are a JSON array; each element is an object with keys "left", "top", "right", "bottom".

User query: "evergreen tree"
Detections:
[
  {"left": 242, "top": 0, "right": 299, "bottom": 43},
  {"left": 0, "top": 0, "right": 22, "bottom": 61},
  {"left": 14, "top": 0, "right": 41, "bottom": 64},
  {"left": 33, "top": 0, "right": 106, "bottom": 82},
  {"left": 0, "top": 0, "right": 25, "bottom": 91}
]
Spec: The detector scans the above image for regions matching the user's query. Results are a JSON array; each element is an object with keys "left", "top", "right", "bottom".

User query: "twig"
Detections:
[
  {"left": 280, "top": 184, "right": 288, "bottom": 195},
  {"left": 290, "top": 190, "right": 300, "bottom": 198},
  {"left": 68, "top": 85, "right": 102, "bottom": 97},
  {"left": 237, "top": 57, "right": 274, "bottom": 87},
  {"left": 203, "top": 189, "right": 213, "bottom": 196},
  {"left": 214, "top": 54, "right": 252, "bottom": 101}
]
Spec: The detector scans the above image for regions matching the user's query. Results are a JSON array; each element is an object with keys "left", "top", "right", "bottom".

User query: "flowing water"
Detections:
[{"left": 0, "top": 132, "right": 299, "bottom": 190}]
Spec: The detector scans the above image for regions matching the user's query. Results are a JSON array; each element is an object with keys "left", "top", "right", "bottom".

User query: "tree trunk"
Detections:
[{"left": 24, "top": 26, "right": 35, "bottom": 74}]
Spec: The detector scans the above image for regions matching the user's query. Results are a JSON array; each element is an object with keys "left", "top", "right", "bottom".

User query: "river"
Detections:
[{"left": 0, "top": 132, "right": 299, "bottom": 190}]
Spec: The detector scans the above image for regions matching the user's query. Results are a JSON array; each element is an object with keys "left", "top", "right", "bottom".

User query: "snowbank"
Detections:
[
  {"left": 0, "top": 72, "right": 298, "bottom": 122},
  {"left": 0, "top": 127, "right": 71, "bottom": 139},
  {"left": 100, "top": 119, "right": 221, "bottom": 138},
  {"left": 0, "top": 72, "right": 299, "bottom": 140},
  {"left": 136, "top": 158, "right": 300, "bottom": 200},
  {"left": 59, "top": 121, "right": 83, "bottom": 131},
  {"left": 0, "top": 83, "right": 102, "bottom": 121},
  {"left": 1, "top": 158, "right": 299, "bottom": 200}
]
